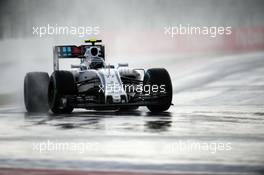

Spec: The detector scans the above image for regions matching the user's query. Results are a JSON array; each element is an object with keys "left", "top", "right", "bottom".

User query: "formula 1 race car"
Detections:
[{"left": 24, "top": 39, "right": 173, "bottom": 114}]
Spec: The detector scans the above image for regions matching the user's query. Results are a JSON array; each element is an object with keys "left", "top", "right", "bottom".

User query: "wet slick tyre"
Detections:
[
  {"left": 144, "top": 68, "right": 172, "bottom": 112},
  {"left": 48, "top": 71, "right": 75, "bottom": 114},
  {"left": 24, "top": 72, "right": 49, "bottom": 113}
]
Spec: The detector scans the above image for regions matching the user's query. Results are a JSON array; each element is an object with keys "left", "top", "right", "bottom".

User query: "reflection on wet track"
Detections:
[
  {"left": 26, "top": 110, "right": 172, "bottom": 131},
  {"left": 0, "top": 105, "right": 264, "bottom": 174}
]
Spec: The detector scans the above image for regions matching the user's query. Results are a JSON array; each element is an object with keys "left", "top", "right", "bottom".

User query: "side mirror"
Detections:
[
  {"left": 105, "top": 65, "right": 115, "bottom": 68},
  {"left": 117, "top": 63, "right": 128, "bottom": 68},
  {"left": 71, "top": 64, "right": 81, "bottom": 69}
]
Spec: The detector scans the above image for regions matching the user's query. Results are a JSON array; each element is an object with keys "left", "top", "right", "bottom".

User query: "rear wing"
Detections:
[{"left": 53, "top": 44, "right": 105, "bottom": 71}]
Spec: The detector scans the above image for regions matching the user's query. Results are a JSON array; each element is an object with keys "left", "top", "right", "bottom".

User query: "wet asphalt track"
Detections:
[{"left": 0, "top": 52, "right": 264, "bottom": 174}]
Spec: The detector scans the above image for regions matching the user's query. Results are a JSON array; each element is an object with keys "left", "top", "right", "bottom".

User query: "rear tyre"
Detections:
[
  {"left": 24, "top": 72, "right": 49, "bottom": 113},
  {"left": 144, "top": 68, "right": 172, "bottom": 112},
  {"left": 48, "top": 71, "right": 75, "bottom": 114}
]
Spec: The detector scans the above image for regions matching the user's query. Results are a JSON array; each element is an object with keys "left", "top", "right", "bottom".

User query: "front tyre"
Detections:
[
  {"left": 48, "top": 71, "right": 75, "bottom": 114},
  {"left": 144, "top": 68, "right": 173, "bottom": 112},
  {"left": 24, "top": 72, "right": 49, "bottom": 113}
]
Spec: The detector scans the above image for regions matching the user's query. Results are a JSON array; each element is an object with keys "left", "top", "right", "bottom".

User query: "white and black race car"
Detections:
[{"left": 24, "top": 39, "right": 173, "bottom": 114}]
